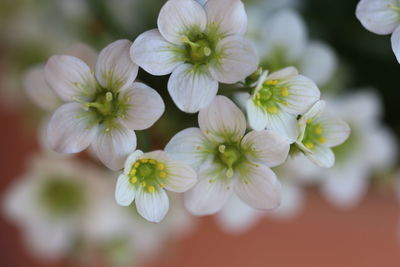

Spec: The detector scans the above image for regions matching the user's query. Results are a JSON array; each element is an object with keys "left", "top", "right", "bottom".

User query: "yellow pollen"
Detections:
[
  {"left": 267, "top": 106, "right": 278, "bottom": 113},
  {"left": 134, "top": 162, "right": 140, "bottom": 168},
  {"left": 159, "top": 171, "right": 167, "bottom": 178},
  {"left": 314, "top": 125, "right": 322, "bottom": 134},
  {"left": 140, "top": 181, "right": 146, "bottom": 187},
  {"left": 156, "top": 163, "right": 165, "bottom": 170},
  {"left": 140, "top": 159, "right": 149, "bottom": 163},
  {"left": 159, "top": 183, "right": 164, "bottom": 188},
  {"left": 149, "top": 159, "right": 156, "bottom": 164},
  {"left": 305, "top": 142, "right": 314, "bottom": 149},
  {"left": 281, "top": 87, "right": 288, "bottom": 97},
  {"left": 130, "top": 176, "right": 138, "bottom": 184},
  {"left": 271, "top": 80, "right": 279, "bottom": 85},
  {"left": 129, "top": 168, "right": 136, "bottom": 175},
  {"left": 318, "top": 137, "right": 326, "bottom": 144},
  {"left": 147, "top": 186, "right": 155, "bottom": 193},
  {"left": 264, "top": 80, "right": 273, "bottom": 85}
]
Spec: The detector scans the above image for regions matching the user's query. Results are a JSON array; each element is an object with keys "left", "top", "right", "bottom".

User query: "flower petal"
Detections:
[
  {"left": 95, "top": 39, "right": 138, "bottom": 91},
  {"left": 299, "top": 41, "right": 337, "bottom": 86},
  {"left": 157, "top": 0, "right": 207, "bottom": 44},
  {"left": 44, "top": 55, "right": 96, "bottom": 101},
  {"left": 209, "top": 35, "right": 259, "bottom": 84},
  {"left": 205, "top": 0, "right": 247, "bottom": 36},
  {"left": 65, "top": 43, "right": 98, "bottom": 69},
  {"left": 91, "top": 124, "right": 137, "bottom": 170},
  {"left": 131, "top": 29, "right": 182, "bottom": 75},
  {"left": 123, "top": 150, "right": 144, "bottom": 175},
  {"left": 121, "top": 82, "right": 165, "bottom": 130},
  {"left": 184, "top": 162, "right": 233, "bottom": 215},
  {"left": 23, "top": 65, "right": 61, "bottom": 111},
  {"left": 235, "top": 162, "right": 281, "bottom": 210},
  {"left": 165, "top": 160, "right": 197, "bottom": 192},
  {"left": 136, "top": 187, "right": 169, "bottom": 223},
  {"left": 168, "top": 64, "right": 218, "bottom": 113},
  {"left": 356, "top": 0, "right": 400, "bottom": 34},
  {"left": 165, "top": 127, "right": 215, "bottom": 170},
  {"left": 305, "top": 145, "right": 335, "bottom": 168},
  {"left": 246, "top": 99, "right": 268, "bottom": 131},
  {"left": 391, "top": 26, "right": 400, "bottom": 63},
  {"left": 267, "top": 181, "right": 304, "bottom": 220},
  {"left": 115, "top": 174, "right": 136, "bottom": 206},
  {"left": 198, "top": 95, "right": 246, "bottom": 143},
  {"left": 265, "top": 111, "right": 298, "bottom": 143},
  {"left": 47, "top": 103, "right": 98, "bottom": 153},
  {"left": 279, "top": 74, "right": 320, "bottom": 115},
  {"left": 318, "top": 116, "right": 351, "bottom": 147},
  {"left": 241, "top": 130, "right": 290, "bottom": 167}
]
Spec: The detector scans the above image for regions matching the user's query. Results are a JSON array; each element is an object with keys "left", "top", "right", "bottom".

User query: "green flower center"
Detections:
[
  {"left": 128, "top": 159, "right": 167, "bottom": 193},
  {"left": 253, "top": 79, "right": 289, "bottom": 114},
  {"left": 300, "top": 119, "right": 326, "bottom": 150},
  {"left": 217, "top": 144, "right": 243, "bottom": 178},
  {"left": 39, "top": 177, "right": 84, "bottom": 217}
]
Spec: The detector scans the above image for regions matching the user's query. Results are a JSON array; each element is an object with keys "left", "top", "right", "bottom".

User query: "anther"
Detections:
[{"left": 218, "top": 145, "right": 226, "bottom": 154}]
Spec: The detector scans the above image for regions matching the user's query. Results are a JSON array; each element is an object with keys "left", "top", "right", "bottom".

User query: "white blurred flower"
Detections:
[
  {"left": 295, "top": 100, "right": 351, "bottom": 168},
  {"left": 356, "top": 0, "right": 400, "bottom": 63},
  {"left": 319, "top": 90, "right": 397, "bottom": 208},
  {"left": 45, "top": 40, "right": 165, "bottom": 170},
  {"left": 249, "top": 9, "right": 337, "bottom": 86},
  {"left": 130, "top": 0, "right": 258, "bottom": 113},
  {"left": 245, "top": 67, "right": 320, "bottom": 142},
  {"left": 166, "top": 96, "right": 289, "bottom": 215},
  {"left": 115, "top": 150, "right": 197, "bottom": 223},
  {"left": 2, "top": 156, "right": 107, "bottom": 260}
]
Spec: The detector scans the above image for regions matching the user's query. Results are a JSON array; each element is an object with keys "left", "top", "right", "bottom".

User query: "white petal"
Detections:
[
  {"left": 267, "top": 181, "right": 304, "bottom": 220},
  {"left": 121, "top": 82, "right": 165, "bottom": 130},
  {"left": 47, "top": 103, "right": 98, "bottom": 153},
  {"left": 318, "top": 116, "right": 351, "bottom": 147},
  {"left": 246, "top": 99, "right": 268, "bottom": 131},
  {"left": 165, "top": 160, "right": 197, "bottom": 192},
  {"left": 140, "top": 150, "right": 170, "bottom": 162},
  {"left": 131, "top": 29, "right": 182, "bottom": 75},
  {"left": 279, "top": 74, "right": 321, "bottom": 114},
  {"left": 205, "top": 0, "right": 247, "bottom": 36},
  {"left": 265, "top": 111, "right": 298, "bottom": 143},
  {"left": 235, "top": 162, "right": 281, "bottom": 210},
  {"left": 95, "top": 39, "right": 138, "bottom": 91},
  {"left": 299, "top": 41, "right": 337, "bottom": 85},
  {"left": 391, "top": 26, "right": 400, "bottom": 63},
  {"left": 115, "top": 174, "right": 136, "bottom": 206},
  {"left": 123, "top": 150, "right": 144, "bottom": 175},
  {"left": 305, "top": 145, "right": 335, "bottom": 168},
  {"left": 198, "top": 95, "right": 246, "bottom": 143},
  {"left": 233, "top": 92, "right": 250, "bottom": 110},
  {"left": 91, "top": 124, "right": 137, "bottom": 170},
  {"left": 356, "top": 0, "right": 400, "bottom": 34},
  {"left": 261, "top": 9, "right": 307, "bottom": 62},
  {"left": 298, "top": 100, "right": 325, "bottom": 126},
  {"left": 157, "top": 0, "right": 207, "bottom": 44},
  {"left": 241, "top": 130, "right": 290, "bottom": 167},
  {"left": 165, "top": 127, "right": 215, "bottom": 170},
  {"left": 136, "top": 187, "right": 169, "bottom": 223},
  {"left": 23, "top": 65, "right": 61, "bottom": 111},
  {"left": 65, "top": 42, "right": 98, "bottom": 69},
  {"left": 184, "top": 163, "right": 233, "bottom": 215},
  {"left": 44, "top": 55, "right": 96, "bottom": 101},
  {"left": 168, "top": 64, "right": 218, "bottom": 113},
  {"left": 209, "top": 35, "right": 259, "bottom": 84}
]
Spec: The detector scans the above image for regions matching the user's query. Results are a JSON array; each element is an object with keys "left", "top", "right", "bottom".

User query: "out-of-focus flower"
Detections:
[
  {"left": 319, "top": 90, "right": 397, "bottom": 208},
  {"left": 245, "top": 67, "right": 320, "bottom": 142},
  {"left": 131, "top": 0, "right": 258, "bottom": 113},
  {"left": 2, "top": 156, "right": 106, "bottom": 260},
  {"left": 166, "top": 96, "right": 289, "bottom": 215},
  {"left": 295, "top": 100, "right": 351, "bottom": 168},
  {"left": 249, "top": 9, "right": 337, "bottom": 86},
  {"left": 115, "top": 150, "right": 197, "bottom": 223},
  {"left": 356, "top": 0, "right": 400, "bottom": 63},
  {"left": 45, "top": 40, "right": 165, "bottom": 170}
]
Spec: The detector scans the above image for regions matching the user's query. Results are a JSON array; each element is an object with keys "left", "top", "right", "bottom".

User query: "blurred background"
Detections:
[{"left": 1, "top": 0, "right": 400, "bottom": 266}]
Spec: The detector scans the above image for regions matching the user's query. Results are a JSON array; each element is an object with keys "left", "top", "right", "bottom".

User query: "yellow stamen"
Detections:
[
  {"left": 264, "top": 80, "right": 273, "bottom": 85},
  {"left": 134, "top": 162, "right": 140, "bottom": 168},
  {"left": 129, "top": 169, "right": 136, "bottom": 175},
  {"left": 140, "top": 181, "right": 146, "bottom": 187},
  {"left": 130, "top": 176, "right": 138, "bottom": 184},
  {"left": 140, "top": 159, "right": 148, "bottom": 163},
  {"left": 314, "top": 125, "right": 322, "bottom": 134},
  {"left": 159, "top": 183, "right": 164, "bottom": 188},
  {"left": 305, "top": 142, "right": 314, "bottom": 149},
  {"left": 318, "top": 137, "right": 326, "bottom": 144},
  {"left": 147, "top": 186, "right": 155, "bottom": 193},
  {"left": 156, "top": 163, "right": 165, "bottom": 170},
  {"left": 159, "top": 171, "right": 167, "bottom": 178},
  {"left": 267, "top": 106, "right": 278, "bottom": 113},
  {"left": 149, "top": 159, "right": 156, "bottom": 164},
  {"left": 281, "top": 87, "right": 288, "bottom": 97}
]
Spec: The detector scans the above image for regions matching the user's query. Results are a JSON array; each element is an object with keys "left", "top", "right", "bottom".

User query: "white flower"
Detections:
[
  {"left": 165, "top": 95, "right": 290, "bottom": 215},
  {"left": 250, "top": 9, "right": 337, "bottom": 86},
  {"left": 45, "top": 40, "right": 165, "bottom": 170},
  {"left": 356, "top": 0, "right": 400, "bottom": 63},
  {"left": 295, "top": 100, "right": 351, "bottom": 168},
  {"left": 2, "top": 156, "right": 105, "bottom": 260},
  {"left": 130, "top": 0, "right": 258, "bottom": 113},
  {"left": 246, "top": 67, "right": 320, "bottom": 142},
  {"left": 115, "top": 150, "right": 197, "bottom": 223},
  {"left": 319, "top": 91, "right": 397, "bottom": 208}
]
